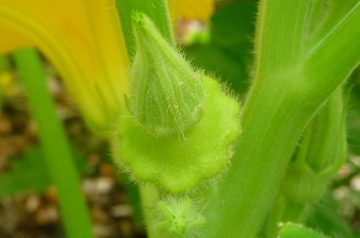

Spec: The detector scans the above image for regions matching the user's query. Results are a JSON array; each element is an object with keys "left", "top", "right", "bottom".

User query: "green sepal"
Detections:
[
  {"left": 113, "top": 76, "right": 240, "bottom": 193},
  {"left": 277, "top": 223, "right": 328, "bottom": 238},
  {"left": 282, "top": 169, "right": 330, "bottom": 204}
]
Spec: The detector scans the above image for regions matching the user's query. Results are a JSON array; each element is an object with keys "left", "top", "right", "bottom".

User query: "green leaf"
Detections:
[
  {"left": 308, "top": 0, "right": 360, "bottom": 46},
  {"left": 0, "top": 145, "right": 86, "bottom": 197},
  {"left": 0, "top": 147, "right": 51, "bottom": 196},
  {"left": 306, "top": 194, "right": 355, "bottom": 238},
  {"left": 184, "top": 1, "right": 256, "bottom": 94},
  {"left": 346, "top": 69, "right": 360, "bottom": 155}
]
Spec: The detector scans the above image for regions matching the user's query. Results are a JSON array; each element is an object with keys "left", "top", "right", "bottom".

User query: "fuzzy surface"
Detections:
[{"left": 115, "top": 76, "right": 241, "bottom": 193}]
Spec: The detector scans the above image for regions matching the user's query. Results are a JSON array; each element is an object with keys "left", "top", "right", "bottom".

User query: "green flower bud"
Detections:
[
  {"left": 127, "top": 12, "right": 204, "bottom": 137},
  {"left": 282, "top": 89, "right": 346, "bottom": 204},
  {"left": 113, "top": 13, "right": 241, "bottom": 193},
  {"left": 113, "top": 76, "right": 241, "bottom": 193},
  {"left": 154, "top": 196, "right": 205, "bottom": 237}
]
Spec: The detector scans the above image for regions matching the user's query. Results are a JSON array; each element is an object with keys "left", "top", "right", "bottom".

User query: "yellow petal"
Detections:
[
  {"left": 0, "top": 0, "right": 129, "bottom": 135},
  {"left": 168, "top": 0, "right": 214, "bottom": 21}
]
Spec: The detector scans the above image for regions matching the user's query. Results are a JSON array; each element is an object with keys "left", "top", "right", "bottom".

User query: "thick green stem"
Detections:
[
  {"left": 264, "top": 87, "right": 345, "bottom": 238},
  {"left": 115, "top": 0, "right": 174, "bottom": 58},
  {"left": 202, "top": 1, "right": 360, "bottom": 237},
  {"left": 13, "top": 48, "right": 94, "bottom": 238},
  {"left": 138, "top": 184, "right": 164, "bottom": 238},
  {"left": 304, "top": 1, "right": 360, "bottom": 95}
]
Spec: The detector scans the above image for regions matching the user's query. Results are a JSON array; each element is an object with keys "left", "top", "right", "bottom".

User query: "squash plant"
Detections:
[{"left": 1, "top": 0, "right": 360, "bottom": 237}]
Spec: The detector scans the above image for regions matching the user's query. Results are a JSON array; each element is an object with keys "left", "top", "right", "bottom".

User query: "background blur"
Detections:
[{"left": 1, "top": 0, "right": 360, "bottom": 237}]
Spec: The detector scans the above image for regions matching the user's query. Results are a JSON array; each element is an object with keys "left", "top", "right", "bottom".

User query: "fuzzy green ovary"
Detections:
[{"left": 116, "top": 76, "right": 240, "bottom": 193}]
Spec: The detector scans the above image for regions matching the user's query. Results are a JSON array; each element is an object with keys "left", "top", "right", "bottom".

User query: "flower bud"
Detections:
[
  {"left": 155, "top": 196, "right": 205, "bottom": 237},
  {"left": 114, "top": 75, "right": 241, "bottom": 193},
  {"left": 127, "top": 12, "right": 204, "bottom": 137},
  {"left": 282, "top": 89, "right": 346, "bottom": 204},
  {"left": 113, "top": 13, "right": 241, "bottom": 193}
]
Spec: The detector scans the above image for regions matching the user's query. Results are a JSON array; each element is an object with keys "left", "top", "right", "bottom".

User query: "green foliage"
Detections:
[
  {"left": 0, "top": 146, "right": 85, "bottom": 197},
  {"left": 306, "top": 194, "right": 356, "bottom": 238},
  {"left": 0, "top": 147, "right": 50, "bottom": 196},
  {"left": 346, "top": 70, "right": 360, "bottom": 155},
  {"left": 184, "top": 0, "right": 256, "bottom": 94}
]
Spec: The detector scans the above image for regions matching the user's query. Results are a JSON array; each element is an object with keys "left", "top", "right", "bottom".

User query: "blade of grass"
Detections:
[{"left": 12, "top": 48, "right": 94, "bottom": 238}]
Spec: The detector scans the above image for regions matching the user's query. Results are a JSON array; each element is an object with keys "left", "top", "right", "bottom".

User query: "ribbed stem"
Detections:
[{"left": 202, "top": 1, "right": 360, "bottom": 237}]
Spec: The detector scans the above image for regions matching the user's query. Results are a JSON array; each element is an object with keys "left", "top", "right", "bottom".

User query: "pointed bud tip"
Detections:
[{"left": 127, "top": 13, "right": 204, "bottom": 137}]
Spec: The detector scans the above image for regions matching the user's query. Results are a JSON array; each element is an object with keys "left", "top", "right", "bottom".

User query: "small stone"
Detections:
[
  {"left": 95, "top": 177, "right": 114, "bottom": 194},
  {"left": 111, "top": 204, "right": 133, "bottom": 218},
  {"left": 36, "top": 206, "right": 58, "bottom": 225},
  {"left": 350, "top": 174, "right": 360, "bottom": 192},
  {"left": 25, "top": 195, "right": 40, "bottom": 212},
  {"left": 0, "top": 116, "right": 12, "bottom": 134}
]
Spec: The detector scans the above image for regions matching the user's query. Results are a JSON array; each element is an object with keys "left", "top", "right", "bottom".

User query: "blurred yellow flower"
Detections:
[
  {"left": 0, "top": 0, "right": 129, "bottom": 135},
  {"left": 0, "top": 0, "right": 214, "bottom": 135},
  {"left": 168, "top": 0, "right": 215, "bottom": 21}
]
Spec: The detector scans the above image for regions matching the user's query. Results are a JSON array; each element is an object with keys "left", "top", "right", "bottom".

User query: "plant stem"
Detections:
[
  {"left": 138, "top": 184, "right": 163, "bottom": 238},
  {"left": 115, "top": 0, "right": 174, "bottom": 58},
  {"left": 304, "top": 1, "right": 360, "bottom": 96},
  {"left": 202, "top": 1, "right": 360, "bottom": 237},
  {"left": 13, "top": 48, "right": 94, "bottom": 238}
]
